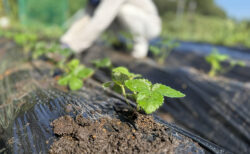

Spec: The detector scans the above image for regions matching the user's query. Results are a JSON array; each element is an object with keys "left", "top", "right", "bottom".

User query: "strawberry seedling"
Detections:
[
  {"left": 104, "top": 67, "right": 185, "bottom": 114},
  {"left": 58, "top": 59, "right": 94, "bottom": 91},
  {"left": 103, "top": 67, "right": 141, "bottom": 101},
  {"left": 92, "top": 58, "right": 112, "bottom": 69},
  {"left": 150, "top": 38, "right": 179, "bottom": 64},
  {"left": 206, "top": 49, "right": 245, "bottom": 77},
  {"left": 32, "top": 41, "right": 72, "bottom": 62}
]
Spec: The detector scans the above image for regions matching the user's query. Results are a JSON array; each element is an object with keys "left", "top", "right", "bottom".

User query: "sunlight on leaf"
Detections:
[
  {"left": 69, "top": 77, "right": 83, "bottom": 91},
  {"left": 137, "top": 91, "right": 164, "bottom": 114},
  {"left": 152, "top": 84, "right": 185, "bottom": 98},
  {"left": 125, "top": 79, "right": 151, "bottom": 93}
]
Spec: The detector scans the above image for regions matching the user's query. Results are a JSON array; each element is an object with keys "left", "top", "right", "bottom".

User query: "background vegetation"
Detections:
[
  {"left": 155, "top": 0, "right": 226, "bottom": 18},
  {"left": 161, "top": 13, "right": 250, "bottom": 47},
  {"left": 0, "top": 0, "right": 250, "bottom": 48}
]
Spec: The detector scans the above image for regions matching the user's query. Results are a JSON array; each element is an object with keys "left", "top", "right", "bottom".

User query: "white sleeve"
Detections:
[{"left": 61, "top": 0, "right": 126, "bottom": 53}]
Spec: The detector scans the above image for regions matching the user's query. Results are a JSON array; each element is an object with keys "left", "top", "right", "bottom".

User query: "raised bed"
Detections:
[
  {"left": 0, "top": 39, "right": 229, "bottom": 153},
  {"left": 81, "top": 45, "right": 250, "bottom": 153}
]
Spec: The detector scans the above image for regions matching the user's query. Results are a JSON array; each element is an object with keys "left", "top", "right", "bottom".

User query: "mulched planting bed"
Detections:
[{"left": 0, "top": 39, "right": 229, "bottom": 154}]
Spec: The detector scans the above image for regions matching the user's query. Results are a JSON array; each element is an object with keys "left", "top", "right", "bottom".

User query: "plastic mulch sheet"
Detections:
[
  {"left": 82, "top": 45, "right": 250, "bottom": 153},
  {"left": 0, "top": 39, "right": 229, "bottom": 153}
]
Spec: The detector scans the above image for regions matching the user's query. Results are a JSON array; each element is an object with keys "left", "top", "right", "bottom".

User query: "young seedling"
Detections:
[
  {"left": 32, "top": 41, "right": 72, "bottom": 62},
  {"left": 92, "top": 58, "right": 112, "bottom": 69},
  {"left": 13, "top": 33, "right": 38, "bottom": 52},
  {"left": 104, "top": 66, "right": 185, "bottom": 114},
  {"left": 150, "top": 38, "right": 179, "bottom": 64},
  {"left": 206, "top": 49, "right": 245, "bottom": 77},
  {"left": 32, "top": 41, "right": 49, "bottom": 59},
  {"left": 58, "top": 59, "right": 94, "bottom": 91},
  {"left": 13, "top": 33, "right": 38, "bottom": 46},
  {"left": 103, "top": 67, "right": 141, "bottom": 102}
]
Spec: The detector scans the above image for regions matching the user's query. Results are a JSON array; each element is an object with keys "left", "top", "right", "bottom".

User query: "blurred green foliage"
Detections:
[
  {"left": 58, "top": 59, "right": 94, "bottom": 91},
  {"left": 1, "top": 0, "right": 250, "bottom": 49},
  {"left": 155, "top": 0, "right": 226, "bottom": 18},
  {"left": 92, "top": 58, "right": 112, "bottom": 69},
  {"left": 161, "top": 14, "right": 250, "bottom": 48},
  {"left": 0, "top": 23, "right": 63, "bottom": 39},
  {"left": 18, "top": 0, "right": 68, "bottom": 25},
  {"left": 0, "top": 0, "right": 18, "bottom": 18},
  {"left": 1, "top": 0, "right": 87, "bottom": 25},
  {"left": 150, "top": 38, "right": 179, "bottom": 64},
  {"left": 206, "top": 49, "right": 246, "bottom": 77},
  {"left": 0, "top": 25, "right": 66, "bottom": 59}
]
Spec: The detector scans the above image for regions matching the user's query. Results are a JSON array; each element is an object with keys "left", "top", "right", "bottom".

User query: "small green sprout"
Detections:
[
  {"left": 32, "top": 41, "right": 48, "bottom": 59},
  {"left": 92, "top": 58, "right": 112, "bottom": 69},
  {"left": 58, "top": 59, "right": 94, "bottom": 91},
  {"left": 32, "top": 42, "right": 72, "bottom": 61},
  {"left": 104, "top": 67, "right": 141, "bottom": 100},
  {"left": 13, "top": 33, "right": 38, "bottom": 46},
  {"left": 150, "top": 39, "right": 179, "bottom": 64},
  {"left": 206, "top": 49, "right": 245, "bottom": 77},
  {"left": 0, "top": 31, "right": 38, "bottom": 52},
  {"left": 104, "top": 66, "right": 185, "bottom": 114}
]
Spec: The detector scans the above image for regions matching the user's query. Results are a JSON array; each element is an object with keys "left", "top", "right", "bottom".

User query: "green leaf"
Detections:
[
  {"left": 137, "top": 91, "right": 164, "bottom": 114},
  {"left": 103, "top": 81, "right": 113, "bottom": 88},
  {"left": 69, "top": 77, "right": 83, "bottom": 91},
  {"left": 125, "top": 79, "right": 151, "bottom": 93},
  {"left": 229, "top": 60, "right": 237, "bottom": 67},
  {"left": 112, "top": 84, "right": 123, "bottom": 94},
  {"left": 209, "top": 49, "right": 229, "bottom": 62},
  {"left": 72, "top": 65, "right": 84, "bottom": 76},
  {"left": 92, "top": 58, "right": 112, "bottom": 68},
  {"left": 67, "top": 59, "right": 80, "bottom": 71},
  {"left": 237, "top": 61, "right": 246, "bottom": 67},
  {"left": 112, "top": 72, "right": 130, "bottom": 85},
  {"left": 212, "top": 51, "right": 229, "bottom": 61},
  {"left": 150, "top": 46, "right": 161, "bottom": 56},
  {"left": 76, "top": 67, "right": 94, "bottom": 79},
  {"left": 152, "top": 84, "right": 185, "bottom": 98},
  {"left": 58, "top": 75, "right": 71, "bottom": 86},
  {"left": 112, "top": 66, "right": 140, "bottom": 79},
  {"left": 112, "top": 66, "right": 130, "bottom": 75},
  {"left": 112, "top": 67, "right": 131, "bottom": 85},
  {"left": 216, "top": 54, "right": 229, "bottom": 61}
]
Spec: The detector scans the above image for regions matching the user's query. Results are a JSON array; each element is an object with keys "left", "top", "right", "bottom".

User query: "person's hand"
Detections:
[{"left": 60, "top": 36, "right": 90, "bottom": 53}]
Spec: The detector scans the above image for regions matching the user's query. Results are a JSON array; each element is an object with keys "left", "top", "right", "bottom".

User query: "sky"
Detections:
[{"left": 215, "top": 0, "right": 250, "bottom": 20}]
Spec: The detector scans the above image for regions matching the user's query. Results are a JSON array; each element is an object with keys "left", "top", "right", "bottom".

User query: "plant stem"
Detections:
[
  {"left": 137, "top": 105, "right": 140, "bottom": 111},
  {"left": 121, "top": 85, "right": 131, "bottom": 107},
  {"left": 121, "top": 85, "right": 127, "bottom": 101},
  {"left": 209, "top": 68, "right": 216, "bottom": 77}
]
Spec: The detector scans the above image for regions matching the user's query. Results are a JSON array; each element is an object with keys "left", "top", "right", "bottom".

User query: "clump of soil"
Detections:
[{"left": 49, "top": 112, "right": 196, "bottom": 154}]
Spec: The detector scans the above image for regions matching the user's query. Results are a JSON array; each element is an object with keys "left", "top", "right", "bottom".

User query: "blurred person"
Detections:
[{"left": 61, "top": 0, "right": 161, "bottom": 58}]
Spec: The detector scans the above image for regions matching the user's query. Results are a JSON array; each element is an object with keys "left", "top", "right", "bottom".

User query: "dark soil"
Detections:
[{"left": 49, "top": 112, "right": 201, "bottom": 154}]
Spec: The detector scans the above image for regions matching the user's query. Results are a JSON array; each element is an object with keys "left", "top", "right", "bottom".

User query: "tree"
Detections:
[{"left": 154, "top": 0, "right": 226, "bottom": 18}]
